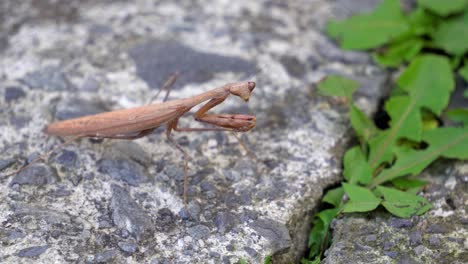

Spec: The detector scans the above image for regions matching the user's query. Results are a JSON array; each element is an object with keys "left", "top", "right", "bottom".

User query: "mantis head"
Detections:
[{"left": 229, "top": 81, "right": 255, "bottom": 101}]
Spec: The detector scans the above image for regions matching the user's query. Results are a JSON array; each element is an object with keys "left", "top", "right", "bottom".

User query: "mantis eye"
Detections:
[{"left": 247, "top": 81, "right": 256, "bottom": 91}]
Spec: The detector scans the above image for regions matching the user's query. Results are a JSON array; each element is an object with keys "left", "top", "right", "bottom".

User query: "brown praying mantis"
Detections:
[{"left": 6, "top": 74, "right": 256, "bottom": 207}]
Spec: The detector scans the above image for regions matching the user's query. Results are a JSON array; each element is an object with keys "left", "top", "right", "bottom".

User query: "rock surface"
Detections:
[
  {"left": 0, "top": 0, "right": 387, "bottom": 263},
  {"left": 323, "top": 161, "right": 468, "bottom": 264}
]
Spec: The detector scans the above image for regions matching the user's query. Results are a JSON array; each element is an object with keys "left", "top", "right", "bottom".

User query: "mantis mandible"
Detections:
[{"left": 32, "top": 77, "right": 256, "bottom": 206}]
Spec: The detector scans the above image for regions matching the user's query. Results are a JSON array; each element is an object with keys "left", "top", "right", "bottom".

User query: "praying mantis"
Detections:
[{"left": 7, "top": 75, "right": 257, "bottom": 207}]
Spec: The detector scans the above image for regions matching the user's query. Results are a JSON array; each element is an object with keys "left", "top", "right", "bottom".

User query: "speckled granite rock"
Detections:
[
  {"left": 0, "top": 0, "right": 386, "bottom": 263},
  {"left": 322, "top": 161, "right": 468, "bottom": 264}
]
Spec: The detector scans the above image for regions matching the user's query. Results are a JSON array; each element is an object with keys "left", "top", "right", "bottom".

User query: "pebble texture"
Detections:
[{"left": 0, "top": 0, "right": 386, "bottom": 263}]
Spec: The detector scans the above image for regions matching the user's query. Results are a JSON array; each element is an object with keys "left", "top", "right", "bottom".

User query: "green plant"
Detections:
[{"left": 304, "top": 0, "right": 468, "bottom": 262}]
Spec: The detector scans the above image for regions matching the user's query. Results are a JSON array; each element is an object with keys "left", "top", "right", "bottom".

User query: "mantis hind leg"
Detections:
[
  {"left": 147, "top": 72, "right": 179, "bottom": 104},
  {"left": 166, "top": 121, "right": 191, "bottom": 209}
]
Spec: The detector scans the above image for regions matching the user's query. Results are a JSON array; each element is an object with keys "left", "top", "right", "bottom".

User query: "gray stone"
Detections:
[
  {"left": 9, "top": 115, "right": 31, "bottom": 129},
  {"left": 12, "top": 203, "right": 72, "bottom": 225},
  {"left": 156, "top": 208, "right": 176, "bottom": 232},
  {"left": 365, "top": 234, "right": 377, "bottom": 242},
  {"left": 243, "top": 246, "right": 258, "bottom": 257},
  {"left": 128, "top": 40, "right": 256, "bottom": 90},
  {"left": 81, "top": 77, "right": 100, "bottom": 91},
  {"left": 428, "top": 235, "right": 441, "bottom": 247},
  {"left": 56, "top": 150, "right": 78, "bottom": 167},
  {"left": 426, "top": 223, "right": 447, "bottom": 234},
  {"left": 17, "top": 245, "right": 49, "bottom": 258},
  {"left": 187, "top": 225, "right": 211, "bottom": 240},
  {"left": 4, "top": 86, "right": 26, "bottom": 102},
  {"left": 94, "top": 249, "right": 117, "bottom": 263},
  {"left": 389, "top": 218, "right": 413, "bottom": 228},
  {"left": 200, "top": 181, "right": 216, "bottom": 192},
  {"left": 47, "top": 186, "right": 72, "bottom": 197},
  {"left": 10, "top": 164, "right": 57, "bottom": 186},
  {"left": 1, "top": 229, "right": 26, "bottom": 242},
  {"left": 21, "top": 66, "right": 74, "bottom": 91},
  {"left": 214, "top": 211, "right": 239, "bottom": 233},
  {"left": 409, "top": 231, "right": 422, "bottom": 246},
  {"left": 98, "top": 159, "right": 148, "bottom": 186},
  {"left": 384, "top": 251, "right": 398, "bottom": 259},
  {"left": 53, "top": 97, "right": 108, "bottom": 121},
  {"left": 0, "top": 158, "right": 15, "bottom": 171},
  {"left": 110, "top": 184, "right": 154, "bottom": 241},
  {"left": 413, "top": 245, "right": 425, "bottom": 255},
  {"left": 249, "top": 218, "right": 291, "bottom": 253},
  {"left": 118, "top": 242, "right": 137, "bottom": 254},
  {"left": 279, "top": 55, "right": 306, "bottom": 78},
  {"left": 209, "top": 251, "right": 221, "bottom": 259}
]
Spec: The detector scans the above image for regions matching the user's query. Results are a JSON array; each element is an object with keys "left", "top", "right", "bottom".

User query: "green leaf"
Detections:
[
  {"left": 350, "top": 104, "right": 379, "bottom": 141},
  {"left": 392, "top": 178, "right": 427, "bottom": 190},
  {"left": 322, "top": 187, "right": 344, "bottom": 207},
  {"left": 407, "top": 7, "right": 438, "bottom": 35},
  {"left": 373, "top": 38, "right": 424, "bottom": 67},
  {"left": 342, "top": 183, "right": 381, "bottom": 213},
  {"left": 344, "top": 146, "right": 372, "bottom": 185},
  {"left": 240, "top": 259, "right": 247, "bottom": 264},
  {"left": 326, "top": 0, "right": 409, "bottom": 50},
  {"left": 424, "top": 127, "right": 468, "bottom": 159},
  {"left": 418, "top": 0, "right": 468, "bottom": 16},
  {"left": 432, "top": 12, "right": 468, "bottom": 55},
  {"left": 465, "top": 89, "right": 468, "bottom": 98},
  {"left": 372, "top": 127, "right": 468, "bottom": 186},
  {"left": 317, "top": 75, "right": 359, "bottom": 101},
  {"left": 264, "top": 255, "right": 271, "bottom": 264},
  {"left": 301, "top": 257, "right": 321, "bottom": 264},
  {"left": 459, "top": 62, "right": 468, "bottom": 82},
  {"left": 377, "top": 186, "right": 432, "bottom": 218},
  {"left": 397, "top": 55, "right": 454, "bottom": 115},
  {"left": 369, "top": 55, "right": 454, "bottom": 169},
  {"left": 385, "top": 96, "right": 423, "bottom": 141},
  {"left": 308, "top": 208, "right": 339, "bottom": 259},
  {"left": 446, "top": 108, "right": 468, "bottom": 125},
  {"left": 368, "top": 96, "right": 422, "bottom": 167}
]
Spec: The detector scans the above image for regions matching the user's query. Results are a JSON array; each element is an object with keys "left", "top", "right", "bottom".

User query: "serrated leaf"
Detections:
[
  {"left": 459, "top": 62, "right": 468, "bottom": 82},
  {"left": 368, "top": 96, "right": 422, "bottom": 168},
  {"left": 372, "top": 127, "right": 468, "bottom": 186},
  {"left": 343, "top": 183, "right": 381, "bottom": 212},
  {"left": 418, "top": 0, "right": 468, "bottom": 16},
  {"left": 446, "top": 108, "right": 468, "bottom": 125},
  {"left": 385, "top": 96, "right": 423, "bottom": 141},
  {"left": 424, "top": 127, "right": 468, "bottom": 158},
  {"left": 344, "top": 146, "right": 372, "bottom": 185},
  {"left": 369, "top": 55, "right": 454, "bottom": 169},
  {"left": 326, "top": 0, "right": 409, "bottom": 50},
  {"left": 432, "top": 12, "right": 468, "bottom": 55},
  {"left": 392, "top": 178, "right": 427, "bottom": 190},
  {"left": 317, "top": 75, "right": 359, "bottom": 101},
  {"left": 322, "top": 187, "right": 344, "bottom": 207},
  {"left": 373, "top": 38, "right": 424, "bottom": 67},
  {"left": 350, "top": 104, "right": 379, "bottom": 141},
  {"left": 377, "top": 186, "right": 432, "bottom": 218}
]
